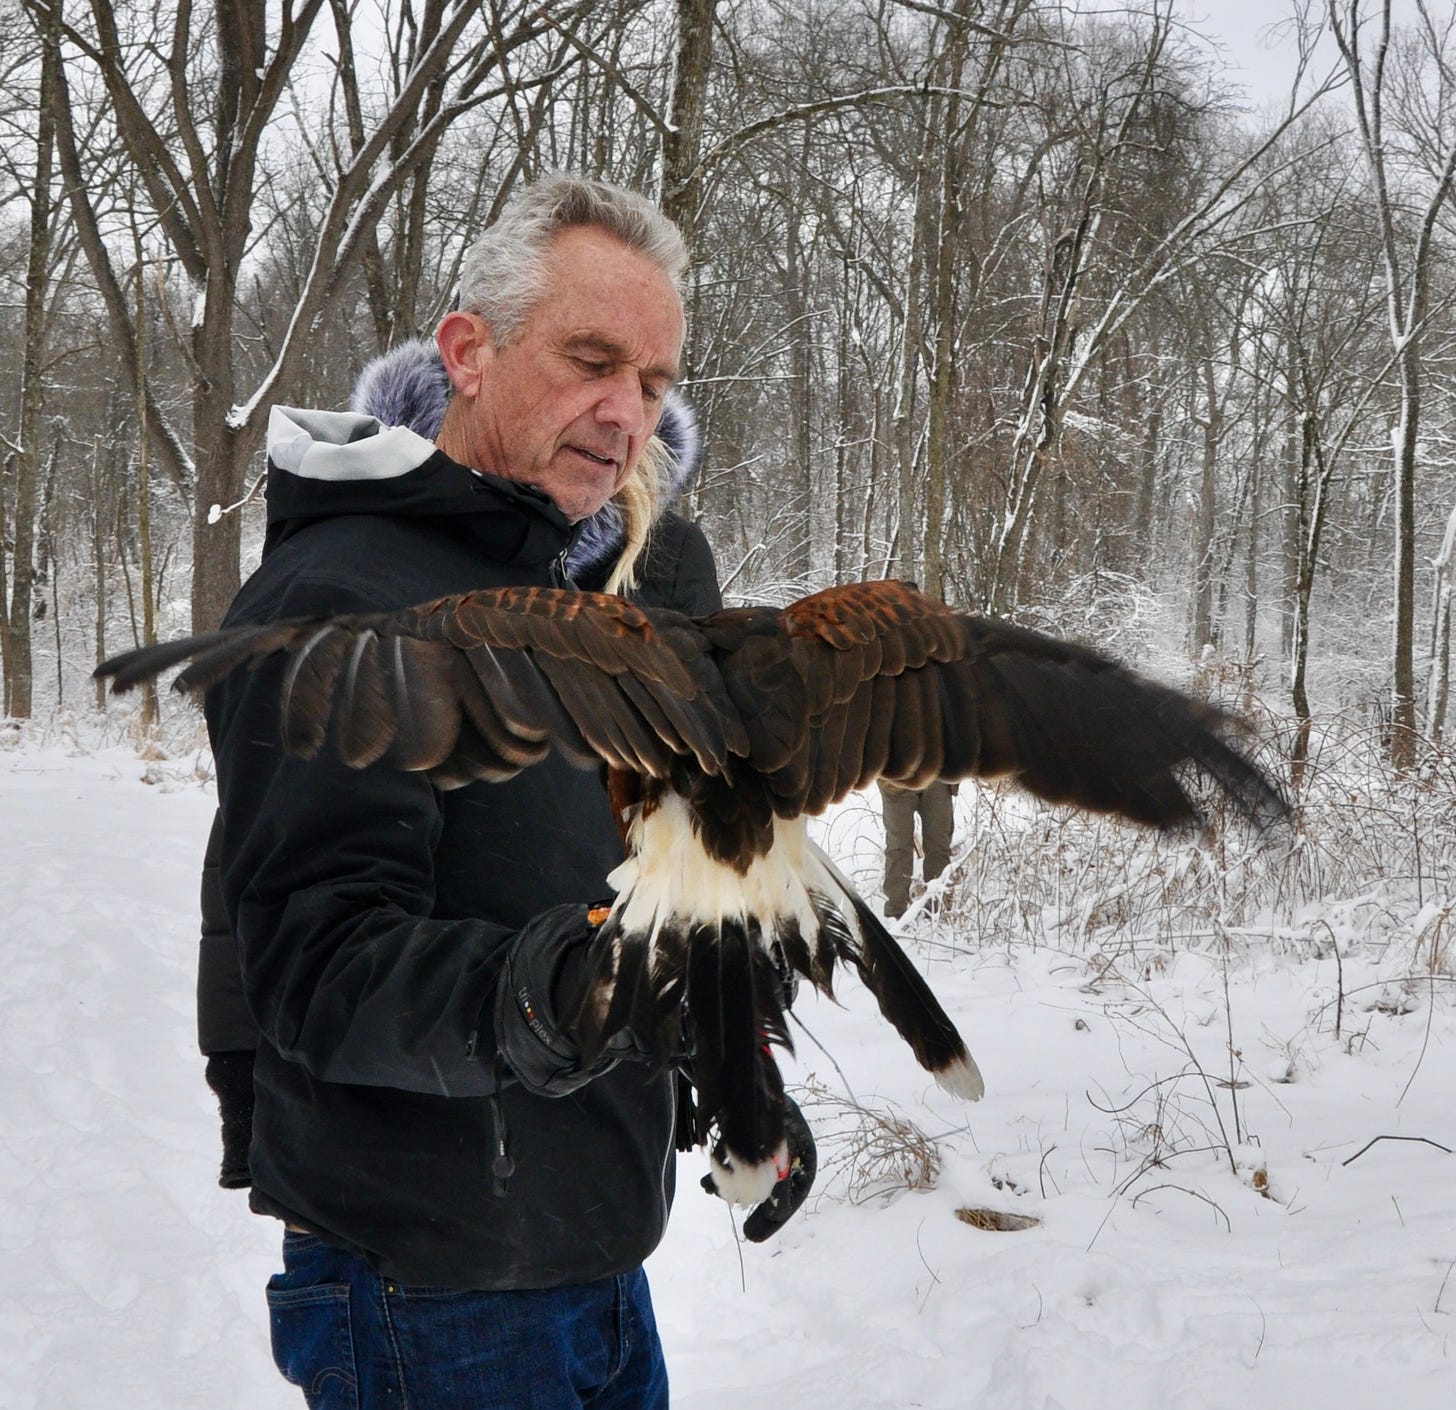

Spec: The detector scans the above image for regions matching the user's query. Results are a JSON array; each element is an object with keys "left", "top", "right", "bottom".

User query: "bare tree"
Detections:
[
  {"left": 1263, "top": 155, "right": 1389, "bottom": 775},
  {"left": 1327, "top": 0, "right": 1456, "bottom": 766},
  {"left": 1, "top": 0, "right": 59, "bottom": 715},
  {"left": 981, "top": 3, "right": 1333, "bottom": 613},
  {"left": 32, "top": 0, "right": 598, "bottom": 632}
]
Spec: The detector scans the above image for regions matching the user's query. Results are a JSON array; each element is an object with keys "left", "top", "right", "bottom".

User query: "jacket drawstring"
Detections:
[{"left": 488, "top": 1053, "right": 515, "bottom": 1197}]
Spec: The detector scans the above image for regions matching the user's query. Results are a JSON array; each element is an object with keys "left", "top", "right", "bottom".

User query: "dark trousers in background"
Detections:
[
  {"left": 267, "top": 1229, "right": 669, "bottom": 1409},
  {"left": 879, "top": 780, "right": 955, "bottom": 919}
]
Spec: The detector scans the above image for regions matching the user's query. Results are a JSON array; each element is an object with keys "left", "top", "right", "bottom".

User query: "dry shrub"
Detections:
[
  {"left": 931, "top": 709, "right": 1456, "bottom": 979},
  {"left": 796, "top": 1077, "right": 943, "bottom": 1202},
  {"left": 1412, "top": 903, "right": 1456, "bottom": 978}
]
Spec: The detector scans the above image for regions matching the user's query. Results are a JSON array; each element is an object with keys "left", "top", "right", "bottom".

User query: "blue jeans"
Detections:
[{"left": 266, "top": 1230, "right": 669, "bottom": 1409}]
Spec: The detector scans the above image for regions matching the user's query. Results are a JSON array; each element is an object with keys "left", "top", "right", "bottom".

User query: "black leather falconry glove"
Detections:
[{"left": 494, "top": 903, "right": 651, "bottom": 1096}]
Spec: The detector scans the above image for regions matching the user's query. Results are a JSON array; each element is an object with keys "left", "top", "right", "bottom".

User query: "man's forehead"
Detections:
[{"left": 542, "top": 228, "right": 671, "bottom": 290}]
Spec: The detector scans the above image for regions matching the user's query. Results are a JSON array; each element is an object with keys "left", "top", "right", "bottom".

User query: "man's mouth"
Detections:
[{"left": 569, "top": 446, "right": 620, "bottom": 472}]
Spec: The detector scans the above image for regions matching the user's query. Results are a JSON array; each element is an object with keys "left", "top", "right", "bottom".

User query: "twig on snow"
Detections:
[{"left": 1340, "top": 1134, "right": 1453, "bottom": 1166}]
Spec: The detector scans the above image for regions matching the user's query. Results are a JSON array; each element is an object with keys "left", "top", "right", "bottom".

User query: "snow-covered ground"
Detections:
[{"left": 3, "top": 729, "right": 1453, "bottom": 1409}]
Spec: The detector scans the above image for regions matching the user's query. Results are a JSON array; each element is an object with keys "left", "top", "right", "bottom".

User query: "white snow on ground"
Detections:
[{"left": 2, "top": 731, "right": 1453, "bottom": 1409}]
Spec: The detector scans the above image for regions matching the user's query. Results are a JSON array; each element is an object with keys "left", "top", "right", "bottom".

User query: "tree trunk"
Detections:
[
  {"left": 1290, "top": 413, "right": 1337, "bottom": 786},
  {"left": 4, "top": 0, "right": 58, "bottom": 717},
  {"left": 190, "top": 415, "right": 258, "bottom": 634},
  {"left": 1136, "top": 400, "right": 1161, "bottom": 560},
  {"left": 788, "top": 127, "right": 819, "bottom": 584},
  {"left": 1190, "top": 356, "right": 1220, "bottom": 654},
  {"left": 91, "top": 439, "right": 109, "bottom": 712},
  {"left": 1424, "top": 503, "right": 1456, "bottom": 742},
  {"left": 0, "top": 453, "right": 10, "bottom": 705},
  {"left": 660, "top": 0, "right": 718, "bottom": 251},
  {"left": 893, "top": 130, "right": 936, "bottom": 586},
  {"left": 923, "top": 15, "right": 973, "bottom": 603},
  {"left": 1244, "top": 430, "right": 1262, "bottom": 668},
  {"left": 133, "top": 246, "right": 159, "bottom": 726},
  {"left": 1389, "top": 349, "right": 1419, "bottom": 767}
]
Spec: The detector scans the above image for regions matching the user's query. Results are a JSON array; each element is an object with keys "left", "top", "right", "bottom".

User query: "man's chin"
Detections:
[
  {"left": 519, "top": 475, "right": 608, "bottom": 524},
  {"left": 555, "top": 489, "right": 614, "bottom": 525},
  {"left": 557, "top": 473, "right": 631, "bottom": 524}
]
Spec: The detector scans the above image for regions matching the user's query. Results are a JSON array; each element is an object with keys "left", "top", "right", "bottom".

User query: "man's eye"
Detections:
[
  {"left": 642, "top": 384, "right": 665, "bottom": 404},
  {"left": 574, "top": 358, "right": 608, "bottom": 375}
]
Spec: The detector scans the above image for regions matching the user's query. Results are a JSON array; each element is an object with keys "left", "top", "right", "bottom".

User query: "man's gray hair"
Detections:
[{"left": 458, "top": 174, "right": 688, "bottom": 345}]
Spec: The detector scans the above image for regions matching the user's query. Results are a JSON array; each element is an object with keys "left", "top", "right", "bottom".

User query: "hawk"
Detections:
[{"left": 96, "top": 580, "right": 1285, "bottom": 1202}]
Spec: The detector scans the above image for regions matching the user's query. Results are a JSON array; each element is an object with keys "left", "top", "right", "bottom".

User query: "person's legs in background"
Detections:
[
  {"left": 879, "top": 782, "right": 917, "bottom": 919},
  {"left": 919, "top": 780, "right": 955, "bottom": 886}
]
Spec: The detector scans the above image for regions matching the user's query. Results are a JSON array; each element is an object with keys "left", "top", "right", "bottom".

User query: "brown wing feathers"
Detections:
[
  {"left": 944, "top": 622, "right": 1283, "bottom": 826},
  {"left": 96, "top": 587, "right": 744, "bottom": 789},
  {"left": 737, "top": 581, "right": 1285, "bottom": 829},
  {"left": 95, "top": 579, "right": 1284, "bottom": 829}
]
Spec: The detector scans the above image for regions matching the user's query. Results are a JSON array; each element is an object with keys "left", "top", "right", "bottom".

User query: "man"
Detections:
[
  {"left": 204, "top": 176, "right": 798, "bottom": 1410},
  {"left": 197, "top": 347, "right": 720, "bottom": 1186},
  {"left": 878, "top": 779, "right": 957, "bottom": 919}
]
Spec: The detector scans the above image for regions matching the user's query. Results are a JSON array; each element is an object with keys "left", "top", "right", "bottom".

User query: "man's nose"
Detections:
[{"left": 595, "top": 368, "right": 648, "bottom": 437}]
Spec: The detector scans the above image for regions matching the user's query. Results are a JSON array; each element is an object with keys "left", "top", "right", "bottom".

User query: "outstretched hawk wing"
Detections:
[
  {"left": 97, "top": 579, "right": 1283, "bottom": 831},
  {"left": 723, "top": 581, "right": 1284, "bottom": 826},
  {"left": 100, "top": 585, "right": 746, "bottom": 789}
]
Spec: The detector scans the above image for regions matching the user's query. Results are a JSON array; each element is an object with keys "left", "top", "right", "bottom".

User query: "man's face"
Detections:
[{"left": 443, "top": 226, "right": 684, "bottom": 522}]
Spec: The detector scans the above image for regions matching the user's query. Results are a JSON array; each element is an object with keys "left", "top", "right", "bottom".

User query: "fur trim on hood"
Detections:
[{"left": 350, "top": 337, "right": 701, "bottom": 579}]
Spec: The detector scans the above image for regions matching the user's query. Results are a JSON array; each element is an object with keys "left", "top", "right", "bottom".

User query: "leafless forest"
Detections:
[{"left": 3, "top": 0, "right": 1456, "bottom": 779}]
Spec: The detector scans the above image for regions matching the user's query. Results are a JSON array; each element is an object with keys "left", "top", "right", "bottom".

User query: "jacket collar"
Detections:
[{"left": 262, "top": 405, "right": 575, "bottom": 570}]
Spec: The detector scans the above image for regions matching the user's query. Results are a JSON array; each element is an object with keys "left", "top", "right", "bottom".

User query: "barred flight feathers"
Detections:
[
  {"left": 95, "top": 580, "right": 1285, "bottom": 831},
  {"left": 98, "top": 586, "right": 746, "bottom": 787}
]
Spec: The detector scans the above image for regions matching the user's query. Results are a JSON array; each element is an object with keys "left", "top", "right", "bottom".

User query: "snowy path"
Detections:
[{"left": 2, "top": 743, "right": 1452, "bottom": 1408}]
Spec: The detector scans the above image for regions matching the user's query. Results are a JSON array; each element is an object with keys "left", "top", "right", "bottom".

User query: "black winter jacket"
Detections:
[
  {"left": 205, "top": 405, "right": 718, "bottom": 1289},
  {"left": 198, "top": 347, "right": 719, "bottom": 1198}
]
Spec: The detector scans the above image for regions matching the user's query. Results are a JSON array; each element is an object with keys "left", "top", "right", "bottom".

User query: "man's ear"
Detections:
[{"left": 436, "top": 312, "right": 494, "bottom": 399}]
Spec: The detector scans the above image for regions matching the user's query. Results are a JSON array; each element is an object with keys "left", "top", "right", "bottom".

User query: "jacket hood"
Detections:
[
  {"left": 349, "top": 337, "right": 702, "bottom": 578},
  {"left": 263, "top": 405, "right": 575, "bottom": 570}
]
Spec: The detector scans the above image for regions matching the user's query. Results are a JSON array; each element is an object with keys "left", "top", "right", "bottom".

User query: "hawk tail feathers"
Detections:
[
  {"left": 569, "top": 912, "right": 687, "bottom": 1070},
  {"left": 569, "top": 904, "right": 791, "bottom": 1208},
  {"left": 687, "top": 918, "right": 791, "bottom": 1206},
  {"left": 807, "top": 844, "right": 985, "bottom": 1102}
]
